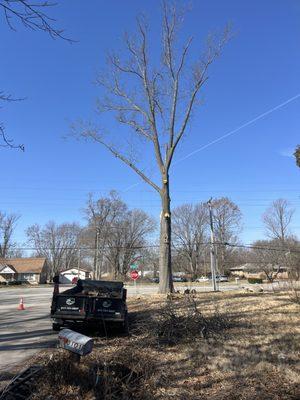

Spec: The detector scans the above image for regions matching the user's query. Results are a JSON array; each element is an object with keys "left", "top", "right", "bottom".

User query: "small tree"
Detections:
[
  {"left": 0, "top": 211, "right": 19, "bottom": 258},
  {"left": 262, "top": 199, "right": 295, "bottom": 244},
  {"left": 74, "top": 3, "right": 230, "bottom": 293}
]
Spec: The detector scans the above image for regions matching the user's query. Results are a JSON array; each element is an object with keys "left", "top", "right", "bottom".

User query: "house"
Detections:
[
  {"left": 59, "top": 267, "right": 91, "bottom": 284},
  {"left": 230, "top": 263, "right": 289, "bottom": 280},
  {"left": 0, "top": 257, "right": 48, "bottom": 284}
]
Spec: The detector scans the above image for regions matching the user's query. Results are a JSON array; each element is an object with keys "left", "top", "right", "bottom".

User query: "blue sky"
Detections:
[{"left": 1, "top": 0, "right": 299, "bottom": 246}]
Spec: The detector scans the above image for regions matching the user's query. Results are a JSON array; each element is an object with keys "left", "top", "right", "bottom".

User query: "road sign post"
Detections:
[{"left": 130, "top": 270, "right": 139, "bottom": 295}]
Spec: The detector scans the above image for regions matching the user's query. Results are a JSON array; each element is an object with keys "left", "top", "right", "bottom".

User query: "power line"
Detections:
[
  {"left": 6, "top": 241, "right": 300, "bottom": 254},
  {"left": 174, "top": 93, "right": 300, "bottom": 164}
]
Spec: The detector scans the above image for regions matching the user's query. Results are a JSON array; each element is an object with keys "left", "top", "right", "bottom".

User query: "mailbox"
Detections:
[{"left": 58, "top": 329, "right": 93, "bottom": 356}]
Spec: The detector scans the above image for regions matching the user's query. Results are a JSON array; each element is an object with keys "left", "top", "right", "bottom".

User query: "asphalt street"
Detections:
[{"left": 0, "top": 282, "right": 239, "bottom": 373}]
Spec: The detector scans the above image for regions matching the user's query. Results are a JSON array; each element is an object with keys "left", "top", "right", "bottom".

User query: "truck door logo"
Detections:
[
  {"left": 102, "top": 300, "right": 112, "bottom": 308},
  {"left": 66, "top": 298, "right": 75, "bottom": 305}
]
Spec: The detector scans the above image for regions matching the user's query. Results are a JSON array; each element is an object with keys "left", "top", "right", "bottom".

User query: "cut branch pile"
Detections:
[
  {"left": 31, "top": 347, "right": 157, "bottom": 400},
  {"left": 154, "top": 296, "right": 231, "bottom": 345}
]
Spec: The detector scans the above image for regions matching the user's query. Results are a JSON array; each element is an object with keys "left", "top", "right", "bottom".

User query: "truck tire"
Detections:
[
  {"left": 52, "top": 323, "right": 61, "bottom": 332},
  {"left": 121, "top": 313, "right": 129, "bottom": 335}
]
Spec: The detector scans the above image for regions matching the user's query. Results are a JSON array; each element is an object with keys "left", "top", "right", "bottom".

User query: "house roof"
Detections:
[
  {"left": 60, "top": 267, "right": 91, "bottom": 274},
  {"left": 0, "top": 258, "right": 47, "bottom": 274},
  {"left": 0, "top": 264, "right": 17, "bottom": 274}
]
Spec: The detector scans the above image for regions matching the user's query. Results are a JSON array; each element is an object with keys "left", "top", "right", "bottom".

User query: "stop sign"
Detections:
[{"left": 130, "top": 270, "right": 139, "bottom": 281}]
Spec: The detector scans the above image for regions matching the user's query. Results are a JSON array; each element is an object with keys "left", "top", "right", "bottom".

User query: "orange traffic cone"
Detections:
[{"left": 18, "top": 297, "right": 25, "bottom": 310}]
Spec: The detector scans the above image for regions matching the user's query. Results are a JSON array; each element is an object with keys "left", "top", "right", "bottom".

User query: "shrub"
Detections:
[
  {"left": 155, "top": 296, "right": 231, "bottom": 345},
  {"left": 248, "top": 278, "right": 263, "bottom": 284}
]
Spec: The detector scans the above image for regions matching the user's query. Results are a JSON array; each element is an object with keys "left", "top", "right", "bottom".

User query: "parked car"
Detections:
[
  {"left": 195, "top": 276, "right": 210, "bottom": 282},
  {"left": 216, "top": 275, "right": 229, "bottom": 282},
  {"left": 172, "top": 276, "right": 187, "bottom": 282},
  {"left": 149, "top": 277, "right": 159, "bottom": 283}
]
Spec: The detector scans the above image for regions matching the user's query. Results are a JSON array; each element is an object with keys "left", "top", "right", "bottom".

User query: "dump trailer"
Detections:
[{"left": 50, "top": 279, "right": 128, "bottom": 333}]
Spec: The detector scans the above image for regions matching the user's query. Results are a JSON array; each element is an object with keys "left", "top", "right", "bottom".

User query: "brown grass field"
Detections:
[{"left": 15, "top": 290, "right": 300, "bottom": 399}]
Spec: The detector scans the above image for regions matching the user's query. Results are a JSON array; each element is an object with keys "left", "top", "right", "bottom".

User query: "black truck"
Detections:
[{"left": 50, "top": 279, "right": 128, "bottom": 333}]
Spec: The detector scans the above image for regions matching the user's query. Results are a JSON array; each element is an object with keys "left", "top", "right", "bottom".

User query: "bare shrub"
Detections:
[
  {"left": 287, "top": 282, "right": 300, "bottom": 304},
  {"left": 155, "top": 296, "right": 231, "bottom": 345}
]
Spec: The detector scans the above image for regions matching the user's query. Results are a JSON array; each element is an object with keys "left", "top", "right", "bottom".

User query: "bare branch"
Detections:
[
  {"left": 263, "top": 199, "right": 295, "bottom": 243},
  {"left": 169, "top": 37, "right": 193, "bottom": 148},
  {"left": 74, "top": 124, "right": 160, "bottom": 193},
  {"left": 0, "top": 124, "right": 24, "bottom": 151},
  {"left": 0, "top": 90, "right": 26, "bottom": 103},
  {"left": 0, "top": 0, "right": 74, "bottom": 42},
  {"left": 166, "top": 26, "right": 231, "bottom": 169}
]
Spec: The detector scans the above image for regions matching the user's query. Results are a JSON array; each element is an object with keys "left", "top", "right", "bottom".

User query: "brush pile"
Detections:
[
  {"left": 32, "top": 347, "right": 157, "bottom": 400},
  {"left": 154, "top": 296, "right": 231, "bottom": 345}
]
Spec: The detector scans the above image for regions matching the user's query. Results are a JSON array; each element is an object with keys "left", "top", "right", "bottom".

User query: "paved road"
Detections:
[{"left": 0, "top": 282, "right": 239, "bottom": 373}]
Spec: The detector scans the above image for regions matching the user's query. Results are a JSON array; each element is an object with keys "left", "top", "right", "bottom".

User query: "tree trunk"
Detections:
[{"left": 159, "top": 179, "right": 174, "bottom": 293}]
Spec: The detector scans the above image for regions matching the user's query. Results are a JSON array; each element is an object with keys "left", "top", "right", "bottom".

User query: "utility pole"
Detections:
[
  {"left": 207, "top": 198, "right": 218, "bottom": 291},
  {"left": 94, "top": 227, "right": 100, "bottom": 280},
  {"left": 77, "top": 248, "right": 81, "bottom": 279}
]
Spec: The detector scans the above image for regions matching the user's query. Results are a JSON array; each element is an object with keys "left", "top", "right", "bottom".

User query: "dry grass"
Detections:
[{"left": 30, "top": 291, "right": 300, "bottom": 399}]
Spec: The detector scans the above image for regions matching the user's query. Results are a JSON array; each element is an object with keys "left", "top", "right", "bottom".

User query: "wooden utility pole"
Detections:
[
  {"left": 207, "top": 199, "right": 218, "bottom": 291},
  {"left": 94, "top": 228, "right": 100, "bottom": 279}
]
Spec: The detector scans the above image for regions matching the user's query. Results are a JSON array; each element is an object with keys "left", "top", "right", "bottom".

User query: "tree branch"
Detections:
[
  {"left": 166, "top": 26, "right": 231, "bottom": 169},
  {"left": 0, "top": 124, "right": 24, "bottom": 151},
  {"left": 79, "top": 127, "right": 160, "bottom": 193},
  {"left": 0, "top": 0, "right": 74, "bottom": 42}
]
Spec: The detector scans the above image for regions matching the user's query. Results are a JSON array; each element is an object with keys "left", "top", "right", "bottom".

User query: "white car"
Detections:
[
  {"left": 195, "top": 276, "right": 210, "bottom": 282},
  {"left": 216, "top": 275, "right": 229, "bottom": 282}
]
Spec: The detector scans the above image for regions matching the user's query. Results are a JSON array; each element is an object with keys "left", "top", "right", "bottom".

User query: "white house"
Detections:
[{"left": 59, "top": 267, "right": 91, "bottom": 284}]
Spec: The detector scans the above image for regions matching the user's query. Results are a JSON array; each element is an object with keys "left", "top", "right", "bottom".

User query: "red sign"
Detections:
[{"left": 130, "top": 270, "right": 139, "bottom": 281}]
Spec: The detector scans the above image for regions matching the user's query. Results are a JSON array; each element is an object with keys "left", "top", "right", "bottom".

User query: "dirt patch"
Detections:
[{"left": 8, "top": 291, "right": 300, "bottom": 399}]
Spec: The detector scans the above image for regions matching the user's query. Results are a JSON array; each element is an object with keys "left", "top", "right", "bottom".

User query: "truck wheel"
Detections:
[
  {"left": 52, "top": 323, "right": 61, "bottom": 332},
  {"left": 122, "top": 314, "right": 129, "bottom": 335}
]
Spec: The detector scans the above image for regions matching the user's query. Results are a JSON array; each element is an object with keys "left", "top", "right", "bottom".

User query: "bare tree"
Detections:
[
  {"left": 83, "top": 192, "right": 156, "bottom": 279},
  {"left": 83, "top": 191, "right": 127, "bottom": 278},
  {"left": 105, "top": 209, "right": 156, "bottom": 279},
  {"left": 26, "top": 221, "right": 82, "bottom": 278},
  {"left": 139, "top": 247, "right": 160, "bottom": 278},
  {"left": 0, "top": 211, "right": 20, "bottom": 258},
  {"left": 172, "top": 203, "right": 208, "bottom": 279},
  {"left": 1, "top": 0, "right": 72, "bottom": 150},
  {"left": 0, "top": 0, "right": 70, "bottom": 39},
  {"left": 249, "top": 240, "right": 286, "bottom": 282},
  {"left": 262, "top": 199, "right": 295, "bottom": 243},
  {"left": 74, "top": 3, "right": 230, "bottom": 292},
  {"left": 295, "top": 145, "right": 300, "bottom": 168},
  {"left": 211, "top": 197, "right": 242, "bottom": 273}
]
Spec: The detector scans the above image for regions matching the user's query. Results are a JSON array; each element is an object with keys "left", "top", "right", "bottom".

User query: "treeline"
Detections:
[{"left": 0, "top": 194, "right": 299, "bottom": 280}]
